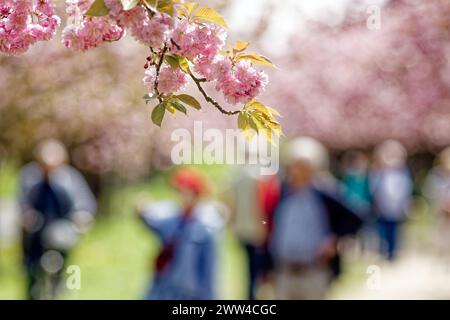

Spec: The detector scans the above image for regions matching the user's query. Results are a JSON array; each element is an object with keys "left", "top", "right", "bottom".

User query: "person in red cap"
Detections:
[{"left": 137, "top": 167, "right": 227, "bottom": 300}]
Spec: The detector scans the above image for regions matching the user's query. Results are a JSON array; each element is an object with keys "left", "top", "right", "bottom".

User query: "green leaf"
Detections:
[
  {"left": 246, "top": 99, "right": 281, "bottom": 120},
  {"left": 178, "top": 57, "right": 190, "bottom": 73},
  {"left": 234, "top": 41, "right": 250, "bottom": 53},
  {"left": 193, "top": 7, "right": 228, "bottom": 28},
  {"left": 238, "top": 112, "right": 256, "bottom": 140},
  {"left": 185, "top": 1, "right": 199, "bottom": 15},
  {"left": 151, "top": 102, "right": 166, "bottom": 127},
  {"left": 247, "top": 114, "right": 259, "bottom": 132},
  {"left": 157, "top": 0, "right": 175, "bottom": 15},
  {"left": 237, "top": 53, "right": 274, "bottom": 67},
  {"left": 237, "top": 112, "right": 248, "bottom": 130},
  {"left": 165, "top": 55, "right": 180, "bottom": 69},
  {"left": 143, "top": 0, "right": 158, "bottom": 10},
  {"left": 266, "top": 106, "right": 281, "bottom": 117},
  {"left": 174, "top": 94, "right": 201, "bottom": 110},
  {"left": 165, "top": 103, "right": 176, "bottom": 114},
  {"left": 121, "top": 0, "right": 139, "bottom": 11},
  {"left": 86, "top": 0, "right": 110, "bottom": 17},
  {"left": 169, "top": 100, "right": 187, "bottom": 114}
]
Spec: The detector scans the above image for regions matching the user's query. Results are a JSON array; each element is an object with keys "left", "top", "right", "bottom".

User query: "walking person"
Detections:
[
  {"left": 340, "top": 150, "right": 376, "bottom": 254},
  {"left": 270, "top": 137, "right": 362, "bottom": 300},
  {"left": 19, "top": 139, "right": 96, "bottom": 299},
  {"left": 230, "top": 163, "right": 279, "bottom": 300},
  {"left": 138, "top": 168, "right": 226, "bottom": 300},
  {"left": 370, "top": 140, "right": 412, "bottom": 261},
  {"left": 423, "top": 147, "right": 450, "bottom": 260}
]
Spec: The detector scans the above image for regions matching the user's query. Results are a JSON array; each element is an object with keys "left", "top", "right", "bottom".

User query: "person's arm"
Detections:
[
  {"left": 318, "top": 190, "right": 363, "bottom": 237},
  {"left": 18, "top": 164, "right": 42, "bottom": 232},
  {"left": 65, "top": 167, "right": 97, "bottom": 232},
  {"left": 18, "top": 164, "right": 39, "bottom": 211},
  {"left": 66, "top": 167, "right": 96, "bottom": 214},
  {"left": 138, "top": 201, "right": 179, "bottom": 241}
]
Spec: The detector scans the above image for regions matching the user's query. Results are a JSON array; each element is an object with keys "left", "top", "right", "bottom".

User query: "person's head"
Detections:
[
  {"left": 374, "top": 140, "right": 407, "bottom": 168},
  {"left": 438, "top": 146, "right": 450, "bottom": 173},
  {"left": 34, "top": 139, "right": 68, "bottom": 174},
  {"left": 342, "top": 150, "right": 369, "bottom": 174},
  {"left": 283, "top": 137, "right": 329, "bottom": 189},
  {"left": 171, "top": 168, "right": 209, "bottom": 212}
]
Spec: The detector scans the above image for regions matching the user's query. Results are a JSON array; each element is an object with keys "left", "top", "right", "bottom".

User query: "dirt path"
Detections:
[{"left": 335, "top": 249, "right": 450, "bottom": 299}]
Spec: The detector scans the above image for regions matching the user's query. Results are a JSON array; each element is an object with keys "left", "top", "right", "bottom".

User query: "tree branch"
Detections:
[
  {"left": 189, "top": 73, "right": 240, "bottom": 116},
  {"left": 154, "top": 45, "right": 168, "bottom": 103}
]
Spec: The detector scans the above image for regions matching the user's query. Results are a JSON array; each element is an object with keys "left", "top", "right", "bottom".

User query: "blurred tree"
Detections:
[
  {"left": 0, "top": 35, "right": 158, "bottom": 182},
  {"left": 263, "top": 0, "right": 450, "bottom": 151}
]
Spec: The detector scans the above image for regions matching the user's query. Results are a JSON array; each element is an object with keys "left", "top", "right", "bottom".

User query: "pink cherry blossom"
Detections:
[
  {"left": 0, "top": 0, "right": 60, "bottom": 55},
  {"left": 158, "top": 66, "right": 188, "bottom": 94},
  {"left": 143, "top": 66, "right": 157, "bottom": 88},
  {"left": 171, "top": 19, "right": 226, "bottom": 60},
  {"left": 62, "top": 0, "right": 124, "bottom": 51},
  {"left": 143, "top": 65, "right": 188, "bottom": 95},
  {"left": 215, "top": 60, "right": 268, "bottom": 105},
  {"left": 2, "top": 0, "right": 272, "bottom": 117}
]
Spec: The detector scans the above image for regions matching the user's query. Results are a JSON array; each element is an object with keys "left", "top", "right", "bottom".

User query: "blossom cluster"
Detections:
[
  {"left": 0, "top": 0, "right": 60, "bottom": 55},
  {"left": 143, "top": 65, "right": 188, "bottom": 94},
  {"left": 2, "top": 0, "right": 270, "bottom": 108},
  {"left": 62, "top": 0, "right": 124, "bottom": 51},
  {"left": 62, "top": 0, "right": 268, "bottom": 105}
]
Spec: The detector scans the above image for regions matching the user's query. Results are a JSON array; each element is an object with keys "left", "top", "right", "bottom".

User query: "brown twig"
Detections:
[
  {"left": 189, "top": 73, "right": 240, "bottom": 116},
  {"left": 154, "top": 45, "right": 168, "bottom": 103}
]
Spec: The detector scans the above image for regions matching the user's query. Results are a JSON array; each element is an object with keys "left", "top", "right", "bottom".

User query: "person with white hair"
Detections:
[
  {"left": 369, "top": 140, "right": 412, "bottom": 261},
  {"left": 19, "top": 139, "right": 96, "bottom": 299},
  {"left": 269, "top": 137, "right": 362, "bottom": 300}
]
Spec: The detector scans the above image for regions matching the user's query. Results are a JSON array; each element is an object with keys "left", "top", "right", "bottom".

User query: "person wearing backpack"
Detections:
[
  {"left": 269, "top": 137, "right": 362, "bottom": 300},
  {"left": 137, "top": 168, "right": 226, "bottom": 300}
]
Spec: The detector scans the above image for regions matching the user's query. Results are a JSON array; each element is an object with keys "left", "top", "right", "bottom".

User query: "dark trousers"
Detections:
[
  {"left": 23, "top": 232, "right": 67, "bottom": 300},
  {"left": 377, "top": 218, "right": 401, "bottom": 260},
  {"left": 242, "top": 242, "right": 270, "bottom": 300}
]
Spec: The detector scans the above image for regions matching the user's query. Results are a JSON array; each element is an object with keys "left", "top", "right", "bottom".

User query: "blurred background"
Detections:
[{"left": 1, "top": 0, "right": 450, "bottom": 299}]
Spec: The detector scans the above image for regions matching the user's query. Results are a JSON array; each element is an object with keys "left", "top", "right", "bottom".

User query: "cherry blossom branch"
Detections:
[
  {"left": 154, "top": 45, "right": 168, "bottom": 103},
  {"left": 160, "top": 37, "right": 239, "bottom": 116},
  {"left": 189, "top": 72, "right": 240, "bottom": 116}
]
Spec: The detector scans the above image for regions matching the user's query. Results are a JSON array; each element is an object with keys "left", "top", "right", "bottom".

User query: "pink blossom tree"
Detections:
[
  {"left": 1, "top": 0, "right": 280, "bottom": 138},
  {"left": 264, "top": 0, "right": 450, "bottom": 151}
]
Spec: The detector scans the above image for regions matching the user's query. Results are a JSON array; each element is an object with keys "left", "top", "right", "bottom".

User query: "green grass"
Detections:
[
  {"left": 0, "top": 162, "right": 435, "bottom": 299},
  {"left": 0, "top": 161, "right": 18, "bottom": 198},
  {"left": 0, "top": 164, "right": 247, "bottom": 299}
]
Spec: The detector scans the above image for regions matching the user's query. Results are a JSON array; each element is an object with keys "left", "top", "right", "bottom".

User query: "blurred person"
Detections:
[
  {"left": 137, "top": 168, "right": 227, "bottom": 300},
  {"left": 340, "top": 151, "right": 376, "bottom": 253},
  {"left": 19, "top": 139, "right": 96, "bottom": 299},
  {"left": 340, "top": 151, "right": 372, "bottom": 218},
  {"left": 370, "top": 140, "right": 412, "bottom": 261},
  {"left": 423, "top": 147, "right": 450, "bottom": 258},
  {"left": 269, "top": 137, "right": 362, "bottom": 300},
  {"left": 230, "top": 162, "right": 280, "bottom": 300}
]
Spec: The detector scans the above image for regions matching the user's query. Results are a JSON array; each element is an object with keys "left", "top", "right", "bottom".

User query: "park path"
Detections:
[{"left": 335, "top": 248, "right": 450, "bottom": 299}]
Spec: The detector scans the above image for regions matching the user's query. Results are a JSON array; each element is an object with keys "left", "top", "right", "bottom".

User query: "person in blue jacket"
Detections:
[
  {"left": 137, "top": 168, "right": 226, "bottom": 300},
  {"left": 270, "top": 137, "right": 362, "bottom": 300},
  {"left": 370, "top": 140, "right": 412, "bottom": 261}
]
